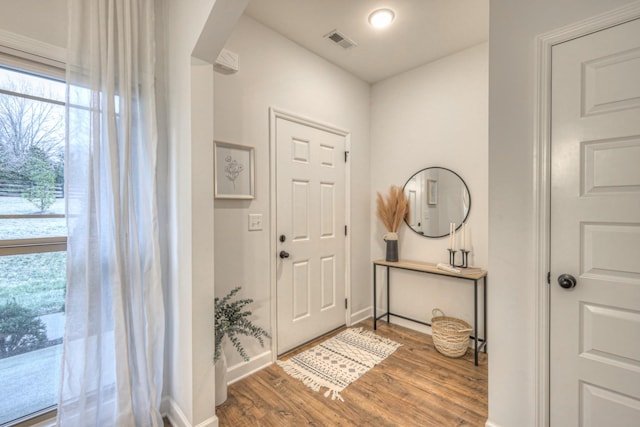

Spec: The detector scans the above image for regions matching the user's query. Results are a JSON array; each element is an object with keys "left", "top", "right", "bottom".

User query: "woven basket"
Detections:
[{"left": 431, "top": 309, "right": 472, "bottom": 358}]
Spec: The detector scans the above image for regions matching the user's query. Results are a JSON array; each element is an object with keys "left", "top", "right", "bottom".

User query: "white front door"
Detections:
[
  {"left": 550, "top": 18, "right": 640, "bottom": 425},
  {"left": 275, "top": 114, "right": 347, "bottom": 354}
]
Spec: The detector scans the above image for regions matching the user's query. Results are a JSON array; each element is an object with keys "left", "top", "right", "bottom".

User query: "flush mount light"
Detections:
[{"left": 368, "top": 9, "right": 395, "bottom": 29}]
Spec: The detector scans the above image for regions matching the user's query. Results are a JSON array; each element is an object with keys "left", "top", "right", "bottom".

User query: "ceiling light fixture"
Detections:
[{"left": 368, "top": 9, "right": 395, "bottom": 29}]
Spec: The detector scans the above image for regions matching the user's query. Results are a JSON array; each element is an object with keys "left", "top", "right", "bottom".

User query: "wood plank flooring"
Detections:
[{"left": 216, "top": 320, "right": 487, "bottom": 426}]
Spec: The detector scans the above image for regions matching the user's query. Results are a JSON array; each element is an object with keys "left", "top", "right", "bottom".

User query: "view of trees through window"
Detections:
[{"left": 0, "top": 64, "right": 66, "bottom": 424}]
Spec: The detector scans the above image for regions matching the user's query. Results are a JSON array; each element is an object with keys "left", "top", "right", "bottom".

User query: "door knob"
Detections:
[
  {"left": 279, "top": 250, "right": 290, "bottom": 259},
  {"left": 558, "top": 274, "right": 577, "bottom": 289}
]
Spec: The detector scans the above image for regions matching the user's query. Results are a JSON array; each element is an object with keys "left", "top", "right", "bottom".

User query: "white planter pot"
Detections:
[{"left": 215, "top": 351, "right": 228, "bottom": 406}]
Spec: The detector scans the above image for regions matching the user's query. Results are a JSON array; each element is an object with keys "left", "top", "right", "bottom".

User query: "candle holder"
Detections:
[{"left": 448, "top": 249, "right": 470, "bottom": 268}]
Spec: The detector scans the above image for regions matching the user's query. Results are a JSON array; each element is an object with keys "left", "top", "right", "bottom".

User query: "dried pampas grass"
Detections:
[{"left": 376, "top": 185, "right": 410, "bottom": 233}]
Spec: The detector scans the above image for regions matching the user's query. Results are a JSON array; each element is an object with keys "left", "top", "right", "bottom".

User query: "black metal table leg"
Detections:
[
  {"left": 386, "top": 267, "right": 390, "bottom": 324},
  {"left": 474, "top": 278, "right": 478, "bottom": 366},
  {"left": 484, "top": 276, "right": 487, "bottom": 354},
  {"left": 373, "top": 263, "right": 377, "bottom": 330}
]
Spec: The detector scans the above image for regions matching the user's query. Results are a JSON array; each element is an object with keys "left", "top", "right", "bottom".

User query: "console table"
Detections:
[{"left": 373, "top": 259, "right": 487, "bottom": 366}]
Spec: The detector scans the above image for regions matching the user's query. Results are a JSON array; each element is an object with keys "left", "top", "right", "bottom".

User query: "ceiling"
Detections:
[{"left": 244, "top": 0, "right": 489, "bottom": 83}]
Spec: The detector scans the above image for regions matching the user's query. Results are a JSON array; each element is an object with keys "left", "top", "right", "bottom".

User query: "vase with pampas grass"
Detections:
[{"left": 376, "top": 185, "right": 409, "bottom": 262}]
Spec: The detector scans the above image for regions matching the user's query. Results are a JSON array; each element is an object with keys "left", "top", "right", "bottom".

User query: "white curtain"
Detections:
[{"left": 59, "top": 0, "right": 164, "bottom": 425}]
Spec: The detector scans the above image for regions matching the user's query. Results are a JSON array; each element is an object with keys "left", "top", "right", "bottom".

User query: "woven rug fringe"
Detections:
[{"left": 276, "top": 360, "right": 345, "bottom": 402}]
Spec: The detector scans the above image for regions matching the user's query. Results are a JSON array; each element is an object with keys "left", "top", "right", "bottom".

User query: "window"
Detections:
[{"left": 0, "top": 58, "right": 66, "bottom": 426}]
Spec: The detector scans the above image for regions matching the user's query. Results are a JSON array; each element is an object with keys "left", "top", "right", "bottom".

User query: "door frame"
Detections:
[
  {"left": 268, "top": 107, "right": 352, "bottom": 360},
  {"left": 533, "top": 2, "right": 640, "bottom": 425}
]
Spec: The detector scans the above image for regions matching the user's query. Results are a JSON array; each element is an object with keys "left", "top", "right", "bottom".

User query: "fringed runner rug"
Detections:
[{"left": 276, "top": 328, "right": 402, "bottom": 402}]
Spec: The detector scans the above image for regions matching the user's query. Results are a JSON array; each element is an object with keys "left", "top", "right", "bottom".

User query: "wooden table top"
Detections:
[{"left": 373, "top": 259, "right": 487, "bottom": 280}]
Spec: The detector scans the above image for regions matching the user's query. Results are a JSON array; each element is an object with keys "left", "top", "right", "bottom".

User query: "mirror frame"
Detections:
[{"left": 402, "top": 166, "right": 471, "bottom": 238}]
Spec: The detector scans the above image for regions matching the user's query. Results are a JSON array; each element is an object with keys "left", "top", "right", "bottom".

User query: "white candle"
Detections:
[
  {"left": 451, "top": 223, "right": 456, "bottom": 251},
  {"left": 461, "top": 223, "right": 466, "bottom": 251}
]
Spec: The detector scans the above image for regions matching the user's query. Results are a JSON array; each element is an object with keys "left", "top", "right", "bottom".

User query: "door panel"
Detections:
[
  {"left": 580, "top": 383, "right": 640, "bottom": 426},
  {"left": 292, "top": 180, "right": 310, "bottom": 240},
  {"left": 582, "top": 47, "right": 640, "bottom": 116},
  {"left": 276, "top": 116, "right": 346, "bottom": 354},
  {"left": 550, "top": 18, "right": 640, "bottom": 426},
  {"left": 582, "top": 137, "right": 640, "bottom": 195},
  {"left": 292, "top": 260, "right": 310, "bottom": 320},
  {"left": 320, "top": 255, "right": 335, "bottom": 310}
]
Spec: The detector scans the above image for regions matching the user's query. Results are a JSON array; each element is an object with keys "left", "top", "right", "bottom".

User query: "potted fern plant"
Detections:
[{"left": 214, "top": 286, "right": 270, "bottom": 405}]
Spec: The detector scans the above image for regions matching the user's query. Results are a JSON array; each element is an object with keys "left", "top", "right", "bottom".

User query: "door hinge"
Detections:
[
  {"left": 344, "top": 150, "right": 350, "bottom": 162},
  {"left": 345, "top": 298, "right": 348, "bottom": 309},
  {"left": 547, "top": 271, "right": 551, "bottom": 285},
  {"left": 345, "top": 225, "right": 348, "bottom": 236}
]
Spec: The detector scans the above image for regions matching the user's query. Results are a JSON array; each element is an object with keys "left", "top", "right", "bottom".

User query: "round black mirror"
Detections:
[{"left": 403, "top": 167, "right": 471, "bottom": 238}]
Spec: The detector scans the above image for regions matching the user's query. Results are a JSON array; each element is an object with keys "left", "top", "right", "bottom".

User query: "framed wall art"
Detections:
[{"left": 214, "top": 141, "right": 255, "bottom": 199}]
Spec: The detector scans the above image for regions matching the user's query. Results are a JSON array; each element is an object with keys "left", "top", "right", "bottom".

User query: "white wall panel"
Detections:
[
  {"left": 370, "top": 43, "right": 488, "bottom": 335},
  {"left": 214, "top": 14, "right": 370, "bottom": 370},
  {"left": 0, "top": 0, "right": 67, "bottom": 48}
]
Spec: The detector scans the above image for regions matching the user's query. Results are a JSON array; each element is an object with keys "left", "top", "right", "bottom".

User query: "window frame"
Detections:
[
  {"left": 0, "top": 60, "right": 67, "bottom": 252},
  {"left": 0, "top": 48, "right": 66, "bottom": 427}
]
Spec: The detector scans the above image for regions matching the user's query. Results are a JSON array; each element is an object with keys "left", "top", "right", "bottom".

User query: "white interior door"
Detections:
[
  {"left": 550, "top": 18, "right": 640, "bottom": 426},
  {"left": 275, "top": 115, "right": 347, "bottom": 355}
]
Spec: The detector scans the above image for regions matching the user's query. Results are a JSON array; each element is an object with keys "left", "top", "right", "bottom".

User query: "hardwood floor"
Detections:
[{"left": 216, "top": 320, "right": 488, "bottom": 426}]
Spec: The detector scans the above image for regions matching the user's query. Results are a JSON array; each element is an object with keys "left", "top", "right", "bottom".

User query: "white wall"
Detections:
[
  {"left": 213, "top": 15, "right": 371, "bottom": 372},
  {"left": 370, "top": 43, "right": 488, "bottom": 334},
  {"left": 488, "top": 1, "right": 636, "bottom": 426},
  {"left": 0, "top": 0, "right": 66, "bottom": 48},
  {"left": 160, "top": 1, "right": 247, "bottom": 426}
]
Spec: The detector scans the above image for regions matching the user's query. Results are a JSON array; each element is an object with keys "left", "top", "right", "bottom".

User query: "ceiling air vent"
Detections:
[{"left": 324, "top": 30, "right": 357, "bottom": 49}]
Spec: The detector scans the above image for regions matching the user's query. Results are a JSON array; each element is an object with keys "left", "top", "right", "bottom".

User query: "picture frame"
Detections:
[
  {"left": 427, "top": 179, "right": 438, "bottom": 205},
  {"left": 214, "top": 141, "right": 255, "bottom": 199}
]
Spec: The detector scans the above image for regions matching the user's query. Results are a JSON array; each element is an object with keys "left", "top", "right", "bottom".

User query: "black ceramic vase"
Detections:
[{"left": 385, "top": 239, "right": 398, "bottom": 262}]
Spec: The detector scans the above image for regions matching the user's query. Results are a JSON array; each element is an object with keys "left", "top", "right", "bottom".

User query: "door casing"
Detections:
[
  {"left": 533, "top": 2, "right": 640, "bottom": 425},
  {"left": 268, "top": 107, "right": 351, "bottom": 360}
]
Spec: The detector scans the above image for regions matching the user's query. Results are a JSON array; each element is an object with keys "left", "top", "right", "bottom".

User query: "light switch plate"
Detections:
[{"left": 248, "top": 213, "right": 263, "bottom": 231}]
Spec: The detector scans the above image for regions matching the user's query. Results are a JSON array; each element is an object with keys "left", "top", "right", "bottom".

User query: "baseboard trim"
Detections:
[
  {"left": 357, "top": 311, "right": 435, "bottom": 335},
  {"left": 227, "top": 350, "right": 272, "bottom": 384},
  {"left": 485, "top": 419, "right": 502, "bottom": 427},
  {"left": 387, "top": 315, "right": 433, "bottom": 336},
  {"left": 194, "top": 415, "right": 218, "bottom": 427},
  {"left": 354, "top": 311, "right": 436, "bottom": 335},
  {"left": 162, "top": 396, "right": 192, "bottom": 427},
  {"left": 350, "top": 307, "right": 372, "bottom": 325},
  {"left": 162, "top": 396, "right": 219, "bottom": 427}
]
